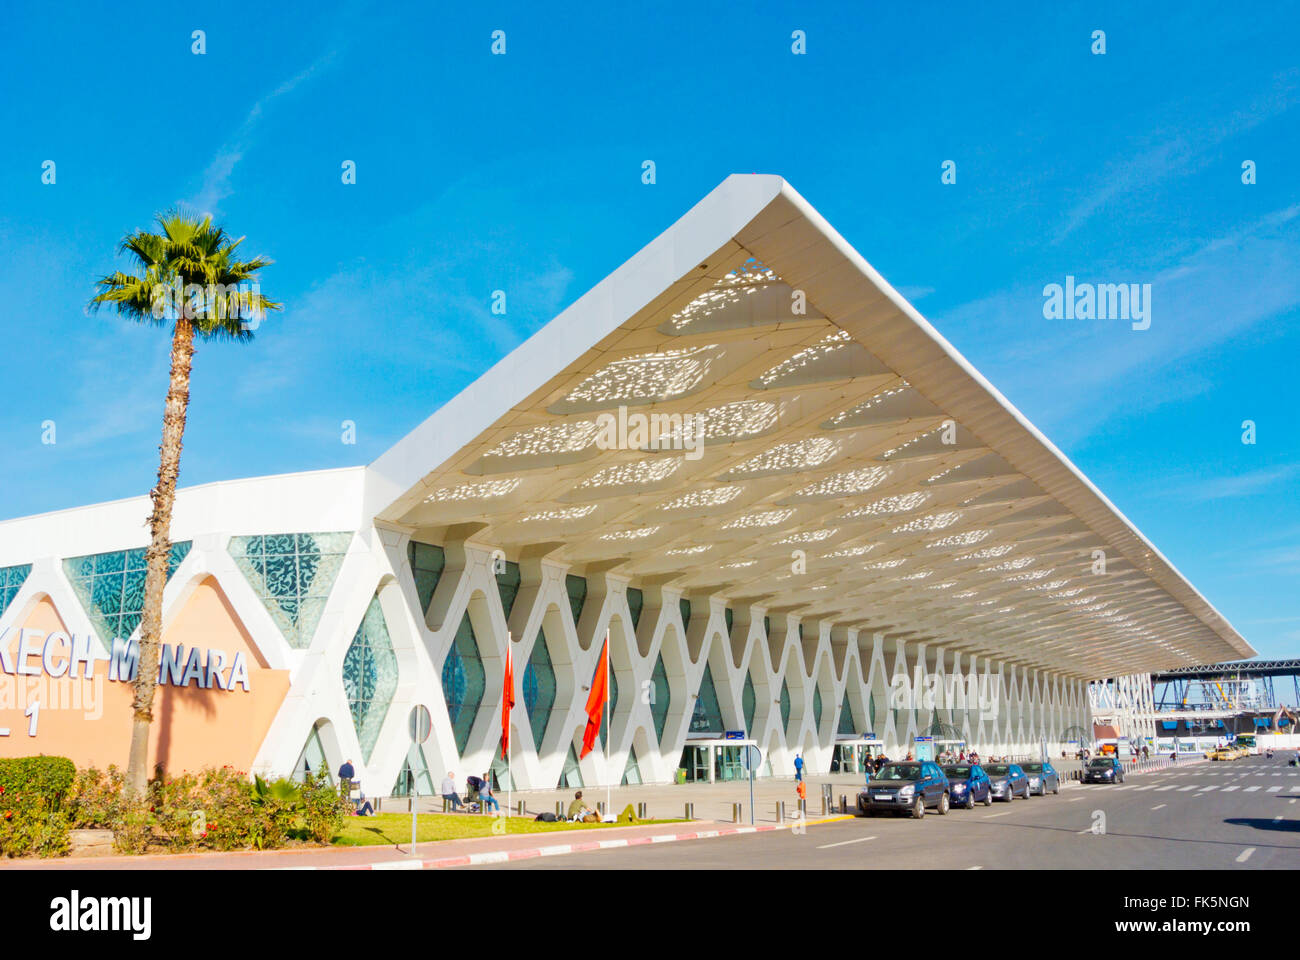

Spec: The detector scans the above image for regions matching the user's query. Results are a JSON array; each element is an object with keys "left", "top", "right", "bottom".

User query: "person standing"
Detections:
[
  {"left": 794, "top": 753, "right": 804, "bottom": 782},
  {"left": 338, "top": 759, "right": 355, "bottom": 799},
  {"left": 796, "top": 777, "right": 807, "bottom": 813}
]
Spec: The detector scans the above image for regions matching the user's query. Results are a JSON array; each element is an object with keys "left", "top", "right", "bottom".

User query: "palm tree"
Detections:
[{"left": 91, "top": 210, "right": 280, "bottom": 796}]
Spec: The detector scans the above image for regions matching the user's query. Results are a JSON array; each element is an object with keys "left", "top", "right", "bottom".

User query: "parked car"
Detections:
[
  {"left": 1020, "top": 761, "right": 1061, "bottom": 796},
  {"left": 858, "top": 761, "right": 950, "bottom": 819},
  {"left": 984, "top": 763, "right": 1030, "bottom": 801},
  {"left": 942, "top": 763, "right": 993, "bottom": 808},
  {"left": 1083, "top": 757, "right": 1126, "bottom": 783}
]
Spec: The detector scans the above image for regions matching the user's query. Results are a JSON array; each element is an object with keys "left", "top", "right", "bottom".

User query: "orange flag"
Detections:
[
  {"left": 501, "top": 641, "right": 515, "bottom": 759},
  {"left": 580, "top": 638, "right": 609, "bottom": 759}
]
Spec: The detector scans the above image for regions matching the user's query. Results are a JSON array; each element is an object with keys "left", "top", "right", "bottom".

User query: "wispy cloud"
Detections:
[
  {"left": 188, "top": 51, "right": 339, "bottom": 217},
  {"left": 1053, "top": 69, "right": 1300, "bottom": 243},
  {"left": 1172, "top": 465, "right": 1300, "bottom": 503}
]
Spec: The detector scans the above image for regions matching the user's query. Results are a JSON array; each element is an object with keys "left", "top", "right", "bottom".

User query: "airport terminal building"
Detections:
[{"left": 0, "top": 176, "right": 1253, "bottom": 793}]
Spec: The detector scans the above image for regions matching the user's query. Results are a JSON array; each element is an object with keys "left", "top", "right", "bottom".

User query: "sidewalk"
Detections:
[{"left": 4, "top": 813, "right": 851, "bottom": 871}]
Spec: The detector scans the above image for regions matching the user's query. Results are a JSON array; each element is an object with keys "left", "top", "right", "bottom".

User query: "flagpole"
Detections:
[{"left": 605, "top": 629, "right": 611, "bottom": 819}]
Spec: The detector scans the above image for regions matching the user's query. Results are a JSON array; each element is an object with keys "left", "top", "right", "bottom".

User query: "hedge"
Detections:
[{"left": 0, "top": 756, "right": 77, "bottom": 807}]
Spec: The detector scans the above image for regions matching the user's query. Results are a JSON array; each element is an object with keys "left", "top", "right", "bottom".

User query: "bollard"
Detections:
[
  {"left": 800, "top": 798, "right": 807, "bottom": 817},
  {"left": 441, "top": 797, "right": 448, "bottom": 813},
  {"left": 637, "top": 802, "right": 648, "bottom": 820},
  {"left": 597, "top": 801, "right": 606, "bottom": 817},
  {"left": 556, "top": 801, "right": 564, "bottom": 818},
  {"left": 821, "top": 793, "right": 828, "bottom": 815},
  {"left": 840, "top": 795, "right": 847, "bottom": 814},
  {"left": 777, "top": 800, "right": 785, "bottom": 824},
  {"left": 733, "top": 802, "right": 743, "bottom": 823},
  {"left": 684, "top": 802, "right": 695, "bottom": 820},
  {"left": 517, "top": 800, "right": 527, "bottom": 817}
]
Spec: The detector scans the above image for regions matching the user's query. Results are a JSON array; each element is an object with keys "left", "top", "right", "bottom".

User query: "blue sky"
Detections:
[{"left": 2, "top": 1, "right": 1297, "bottom": 660}]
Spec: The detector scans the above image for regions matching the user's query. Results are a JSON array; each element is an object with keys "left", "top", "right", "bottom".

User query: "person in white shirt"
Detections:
[{"left": 440, "top": 772, "right": 463, "bottom": 811}]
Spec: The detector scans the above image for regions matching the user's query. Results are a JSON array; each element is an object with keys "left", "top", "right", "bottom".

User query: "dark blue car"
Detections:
[{"left": 942, "top": 764, "right": 993, "bottom": 808}]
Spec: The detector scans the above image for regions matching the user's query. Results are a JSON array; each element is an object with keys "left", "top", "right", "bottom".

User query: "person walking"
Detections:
[
  {"left": 440, "top": 771, "right": 464, "bottom": 811},
  {"left": 794, "top": 753, "right": 804, "bottom": 782}
]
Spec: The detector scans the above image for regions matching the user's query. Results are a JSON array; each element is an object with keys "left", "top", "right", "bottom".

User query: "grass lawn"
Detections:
[{"left": 331, "top": 812, "right": 682, "bottom": 846}]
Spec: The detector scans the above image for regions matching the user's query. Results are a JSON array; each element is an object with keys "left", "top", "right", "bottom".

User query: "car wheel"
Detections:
[
  {"left": 965, "top": 791, "right": 975, "bottom": 809},
  {"left": 937, "top": 792, "right": 949, "bottom": 815},
  {"left": 983, "top": 789, "right": 993, "bottom": 806},
  {"left": 1053, "top": 780, "right": 1060, "bottom": 795},
  {"left": 911, "top": 797, "right": 925, "bottom": 819}
]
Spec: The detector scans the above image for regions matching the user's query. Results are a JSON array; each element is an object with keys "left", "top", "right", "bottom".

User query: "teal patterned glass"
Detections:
[
  {"left": 408, "top": 540, "right": 445, "bottom": 616},
  {"left": 679, "top": 598, "right": 691, "bottom": 635},
  {"left": 763, "top": 616, "right": 771, "bottom": 639},
  {"left": 724, "top": 607, "right": 734, "bottom": 636},
  {"left": 441, "top": 611, "right": 485, "bottom": 756},
  {"left": 743, "top": 673, "right": 756, "bottom": 732},
  {"left": 838, "top": 693, "right": 856, "bottom": 735},
  {"left": 627, "top": 588, "right": 643, "bottom": 630},
  {"left": 496, "top": 561, "right": 521, "bottom": 620},
  {"left": 230, "top": 532, "right": 350, "bottom": 648},
  {"left": 523, "top": 628, "right": 556, "bottom": 750},
  {"left": 565, "top": 574, "right": 587, "bottom": 626},
  {"left": 813, "top": 685, "right": 823, "bottom": 731},
  {"left": 0, "top": 564, "right": 33, "bottom": 618},
  {"left": 342, "top": 592, "right": 398, "bottom": 763},
  {"left": 559, "top": 743, "right": 584, "bottom": 788},
  {"left": 651, "top": 653, "right": 670, "bottom": 743},
  {"left": 391, "top": 743, "right": 435, "bottom": 797},
  {"left": 63, "top": 542, "right": 191, "bottom": 650},
  {"left": 780, "top": 679, "right": 792, "bottom": 735},
  {"left": 690, "top": 662, "right": 724, "bottom": 734},
  {"left": 621, "top": 746, "right": 642, "bottom": 785},
  {"left": 870, "top": 692, "right": 878, "bottom": 732}
]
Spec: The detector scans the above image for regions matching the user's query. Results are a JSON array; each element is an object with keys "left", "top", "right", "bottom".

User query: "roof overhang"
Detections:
[{"left": 365, "top": 175, "right": 1252, "bottom": 679}]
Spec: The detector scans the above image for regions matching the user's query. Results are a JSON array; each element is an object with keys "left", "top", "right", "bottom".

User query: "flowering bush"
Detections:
[{"left": 298, "top": 771, "right": 351, "bottom": 844}]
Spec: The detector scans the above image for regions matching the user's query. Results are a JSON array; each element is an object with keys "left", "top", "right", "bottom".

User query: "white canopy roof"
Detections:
[{"left": 366, "top": 175, "right": 1252, "bottom": 680}]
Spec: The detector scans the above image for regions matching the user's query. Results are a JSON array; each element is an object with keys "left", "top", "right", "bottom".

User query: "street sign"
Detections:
[
  {"left": 740, "top": 745, "right": 762, "bottom": 772},
  {"left": 724, "top": 730, "right": 745, "bottom": 740},
  {"left": 409, "top": 704, "right": 432, "bottom": 743},
  {"left": 863, "top": 732, "right": 876, "bottom": 740}
]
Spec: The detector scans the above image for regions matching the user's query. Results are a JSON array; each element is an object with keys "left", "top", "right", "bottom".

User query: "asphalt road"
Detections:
[{"left": 466, "top": 756, "right": 1300, "bottom": 869}]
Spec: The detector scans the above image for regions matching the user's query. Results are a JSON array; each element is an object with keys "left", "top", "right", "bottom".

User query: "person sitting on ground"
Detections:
[
  {"left": 441, "top": 771, "right": 464, "bottom": 811},
  {"left": 354, "top": 792, "right": 375, "bottom": 816},
  {"left": 479, "top": 772, "right": 500, "bottom": 812},
  {"left": 567, "top": 790, "right": 593, "bottom": 821}
]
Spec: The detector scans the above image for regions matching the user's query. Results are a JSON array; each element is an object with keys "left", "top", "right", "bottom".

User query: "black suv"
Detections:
[{"left": 858, "top": 761, "right": 950, "bottom": 818}]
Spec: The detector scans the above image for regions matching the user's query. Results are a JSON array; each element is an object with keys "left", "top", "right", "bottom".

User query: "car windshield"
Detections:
[
  {"left": 943, "top": 766, "right": 972, "bottom": 779},
  {"left": 1021, "top": 763, "right": 1043, "bottom": 773},
  {"left": 984, "top": 764, "right": 1010, "bottom": 776},
  {"left": 1088, "top": 759, "right": 1113, "bottom": 768},
  {"left": 874, "top": 764, "right": 921, "bottom": 781}
]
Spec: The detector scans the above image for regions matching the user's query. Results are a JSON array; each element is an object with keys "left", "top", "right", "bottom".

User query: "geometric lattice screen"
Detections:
[
  {"left": 229, "top": 532, "right": 351, "bottom": 648},
  {"left": 0, "top": 564, "right": 33, "bottom": 619},
  {"left": 62, "top": 542, "right": 192, "bottom": 651},
  {"left": 342, "top": 592, "right": 398, "bottom": 763}
]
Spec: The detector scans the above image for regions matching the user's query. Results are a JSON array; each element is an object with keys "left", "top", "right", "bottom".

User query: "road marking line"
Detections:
[
  {"left": 1222, "top": 786, "right": 1240, "bottom": 792},
  {"left": 1156, "top": 786, "right": 1178, "bottom": 791},
  {"left": 1179, "top": 785, "right": 1197, "bottom": 791},
  {"left": 966, "top": 865, "right": 983, "bottom": 870},
  {"left": 1199, "top": 785, "right": 1218, "bottom": 792},
  {"left": 983, "top": 811, "right": 1014, "bottom": 818},
  {"left": 1067, "top": 797, "right": 1083, "bottom": 802},
  {"left": 1245, "top": 786, "right": 1261, "bottom": 792},
  {"left": 1236, "top": 848, "right": 1255, "bottom": 863},
  {"left": 817, "top": 836, "right": 876, "bottom": 849},
  {"left": 1268, "top": 786, "right": 1282, "bottom": 792},
  {"left": 1151, "top": 804, "right": 1166, "bottom": 810}
]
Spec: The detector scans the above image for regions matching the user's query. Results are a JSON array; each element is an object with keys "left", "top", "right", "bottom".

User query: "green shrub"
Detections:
[
  {"left": 0, "top": 756, "right": 76, "bottom": 808},
  {"left": 299, "top": 771, "right": 350, "bottom": 843},
  {"left": 0, "top": 797, "right": 70, "bottom": 858}
]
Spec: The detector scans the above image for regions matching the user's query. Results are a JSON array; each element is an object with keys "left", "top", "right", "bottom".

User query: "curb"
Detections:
[{"left": 298, "top": 816, "right": 855, "bottom": 870}]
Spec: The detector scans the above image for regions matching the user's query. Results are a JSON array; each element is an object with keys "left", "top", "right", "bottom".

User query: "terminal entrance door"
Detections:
[
  {"left": 831, "top": 744, "right": 857, "bottom": 773},
  {"left": 715, "top": 745, "right": 746, "bottom": 781},
  {"left": 680, "top": 745, "right": 710, "bottom": 782}
]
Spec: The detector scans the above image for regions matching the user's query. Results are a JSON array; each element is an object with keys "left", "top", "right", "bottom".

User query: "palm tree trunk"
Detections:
[{"left": 125, "top": 317, "right": 195, "bottom": 797}]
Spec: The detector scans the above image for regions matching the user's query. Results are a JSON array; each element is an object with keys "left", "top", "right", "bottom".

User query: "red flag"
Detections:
[
  {"left": 580, "top": 638, "right": 609, "bottom": 759},
  {"left": 501, "top": 641, "right": 515, "bottom": 759}
]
